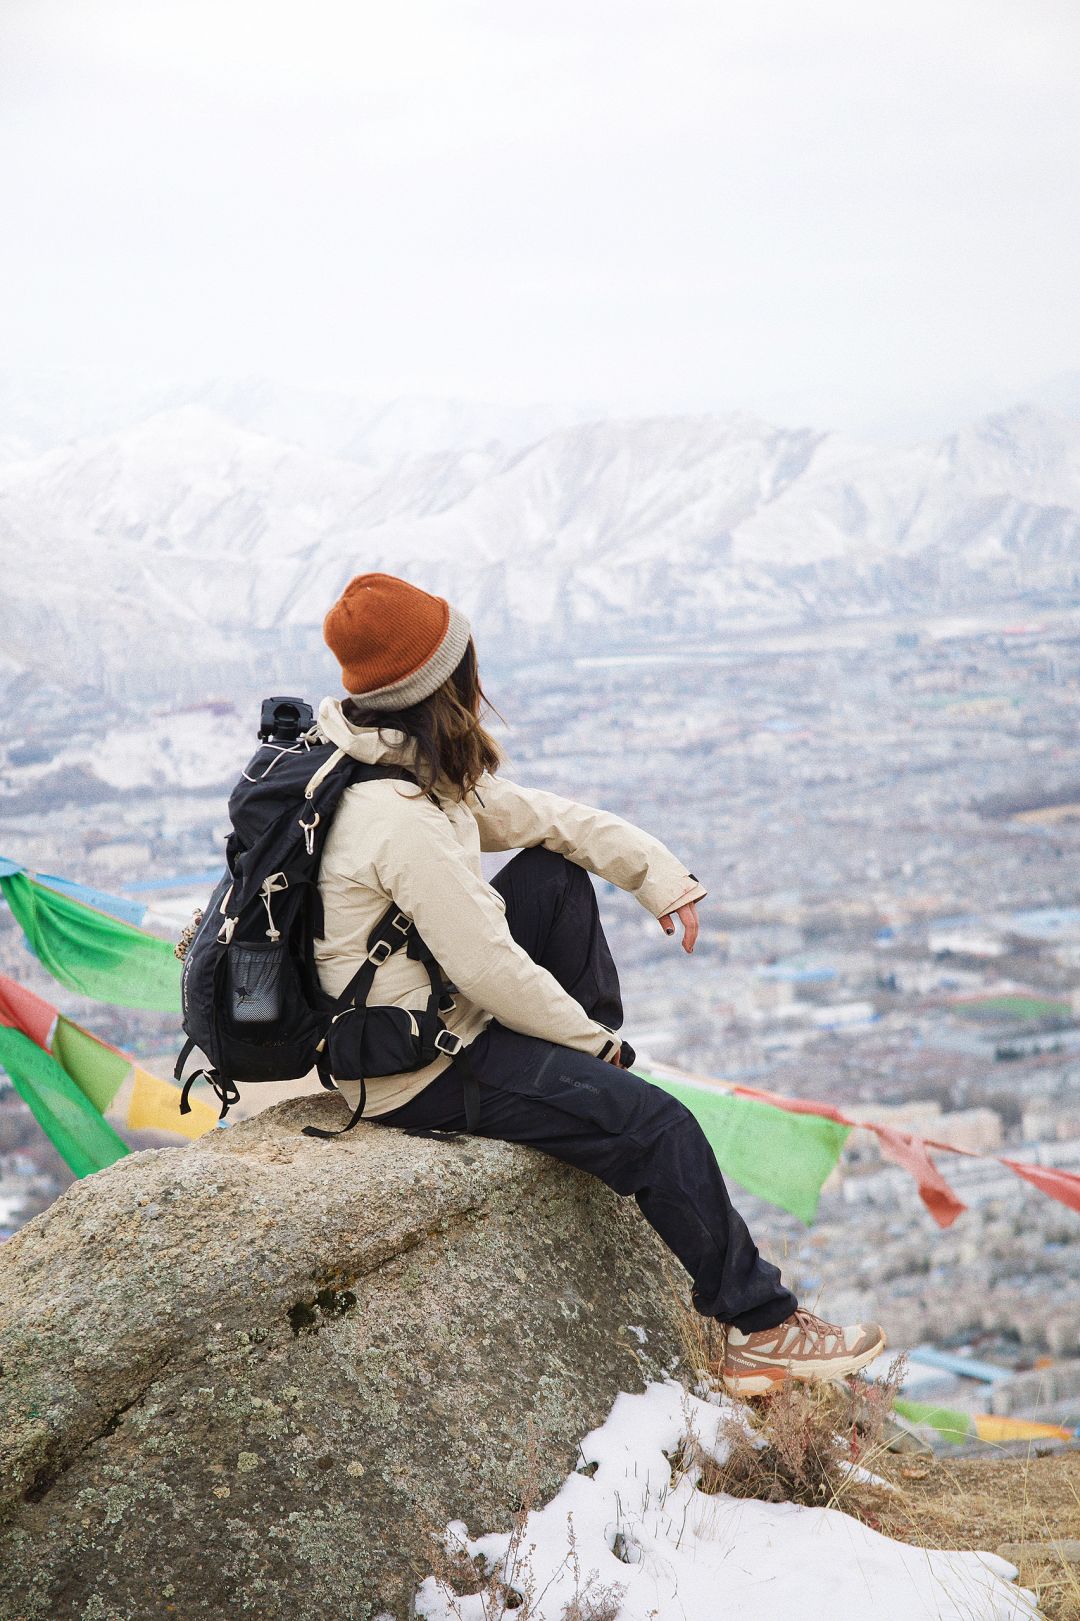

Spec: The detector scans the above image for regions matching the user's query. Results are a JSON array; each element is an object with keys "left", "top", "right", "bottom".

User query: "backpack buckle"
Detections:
[
  {"left": 434, "top": 1028, "right": 463, "bottom": 1056},
  {"left": 367, "top": 938, "right": 393, "bottom": 965},
  {"left": 390, "top": 911, "right": 412, "bottom": 935}
]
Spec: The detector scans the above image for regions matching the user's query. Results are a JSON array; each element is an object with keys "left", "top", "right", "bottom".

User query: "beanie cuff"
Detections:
[{"left": 347, "top": 604, "right": 472, "bottom": 710}]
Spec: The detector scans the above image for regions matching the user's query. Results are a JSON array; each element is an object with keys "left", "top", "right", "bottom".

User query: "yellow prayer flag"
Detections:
[
  {"left": 128, "top": 1067, "right": 218, "bottom": 1139},
  {"left": 973, "top": 1413, "right": 1075, "bottom": 1444}
]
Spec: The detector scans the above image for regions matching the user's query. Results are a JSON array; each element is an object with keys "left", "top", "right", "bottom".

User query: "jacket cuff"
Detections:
[
  {"left": 656, "top": 877, "right": 707, "bottom": 919},
  {"left": 590, "top": 1026, "right": 620, "bottom": 1060}
]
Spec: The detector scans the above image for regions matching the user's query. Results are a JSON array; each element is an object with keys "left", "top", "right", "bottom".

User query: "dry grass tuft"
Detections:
[
  {"left": 675, "top": 1290, "right": 906, "bottom": 1518},
  {"left": 693, "top": 1375, "right": 902, "bottom": 1518},
  {"left": 426, "top": 1530, "right": 494, "bottom": 1608},
  {"left": 555, "top": 1516, "right": 625, "bottom": 1621},
  {"left": 424, "top": 1424, "right": 543, "bottom": 1618},
  {"left": 424, "top": 1423, "right": 625, "bottom": 1621}
]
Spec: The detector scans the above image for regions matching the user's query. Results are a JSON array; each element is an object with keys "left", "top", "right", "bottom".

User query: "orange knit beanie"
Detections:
[{"left": 323, "top": 572, "right": 472, "bottom": 710}]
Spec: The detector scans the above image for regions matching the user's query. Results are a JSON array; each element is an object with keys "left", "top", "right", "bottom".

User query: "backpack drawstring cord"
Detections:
[
  {"left": 259, "top": 872, "right": 289, "bottom": 941},
  {"left": 242, "top": 734, "right": 318, "bottom": 783}
]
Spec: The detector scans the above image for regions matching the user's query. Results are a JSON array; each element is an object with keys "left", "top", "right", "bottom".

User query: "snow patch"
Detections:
[{"left": 415, "top": 1380, "right": 1038, "bottom": 1621}]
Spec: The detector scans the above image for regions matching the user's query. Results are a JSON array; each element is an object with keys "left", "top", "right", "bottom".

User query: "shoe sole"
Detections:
[{"left": 720, "top": 1331, "right": 887, "bottom": 1398}]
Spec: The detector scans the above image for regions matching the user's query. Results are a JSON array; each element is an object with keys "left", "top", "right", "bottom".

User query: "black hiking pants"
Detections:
[{"left": 378, "top": 846, "right": 797, "bottom": 1332}]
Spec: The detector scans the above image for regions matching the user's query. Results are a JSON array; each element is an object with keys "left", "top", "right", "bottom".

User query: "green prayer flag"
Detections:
[
  {"left": 0, "top": 871, "right": 181, "bottom": 1012},
  {"left": 0, "top": 1026, "right": 130, "bottom": 1178},
  {"left": 893, "top": 1398, "right": 975, "bottom": 1443},
  {"left": 52, "top": 1017, "right": 131, "bottom": 1112},
  {"left": 640, "top": 1071, "right": 850, "bottom": 1224}
]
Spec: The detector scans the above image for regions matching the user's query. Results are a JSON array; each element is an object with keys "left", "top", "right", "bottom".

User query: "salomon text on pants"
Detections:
[{"left": 377, "top": 846, "right": 797, "bottom": 1333}]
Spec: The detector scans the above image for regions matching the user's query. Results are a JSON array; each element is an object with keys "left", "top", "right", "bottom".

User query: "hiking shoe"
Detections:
[{"left": 721, "top": 1308, "right": 886, "bottom": 1397}]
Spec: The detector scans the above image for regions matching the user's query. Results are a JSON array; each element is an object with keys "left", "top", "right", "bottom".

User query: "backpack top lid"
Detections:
[
  {"left": 227, "top": 737, "right": 340, "bottom": 852},
  {"left": 223, "top": 735, "right": 418, "bottom": 911}
]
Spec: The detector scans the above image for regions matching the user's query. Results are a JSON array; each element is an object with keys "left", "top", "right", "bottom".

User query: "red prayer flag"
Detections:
[
  {"left": 0, "top": 971, "right": 57, "bottom": 1050},
  {"left": 732, "top": 1083, "right": 852, "bottom": 1126},
  {"left": 1000, "top": 1158, "right": 1080, "bottom": 1215},
  {"left": 733, "top": 1080, "right": 967, "bottom": 1226},
  {"left": 873, "top": 1124, "right": 966, "bottom": 1227}
]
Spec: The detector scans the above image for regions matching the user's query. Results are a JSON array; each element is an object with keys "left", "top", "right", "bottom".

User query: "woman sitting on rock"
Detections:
[{"left": 315, "top": 571, "right": 885, "bottom": 1396}]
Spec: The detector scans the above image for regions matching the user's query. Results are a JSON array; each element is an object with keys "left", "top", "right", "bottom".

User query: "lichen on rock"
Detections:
[{"left": 0, "top": 1094, "right": 685, "bottom": 1620}]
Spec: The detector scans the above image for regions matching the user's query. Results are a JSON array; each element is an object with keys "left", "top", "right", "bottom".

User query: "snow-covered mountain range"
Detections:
[{"left": 3, "top": 386, "right": 1080, "bottom": 698}]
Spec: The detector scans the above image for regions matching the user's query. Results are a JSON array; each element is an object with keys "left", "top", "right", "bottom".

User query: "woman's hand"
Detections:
[
  {"left": 599, "top": 1036, "right": 633, "bottom": 1067},
  {"left": 659, "top": 901, "right": 699, "bottom": 954}
]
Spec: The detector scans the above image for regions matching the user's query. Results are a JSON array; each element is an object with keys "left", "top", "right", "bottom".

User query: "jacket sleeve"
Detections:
[
  {"left": 468, "top": 775, "right": 707, "bottom": 919},
  {"left": 368, "top": 792, "right": 620, "bottom": 1059}
]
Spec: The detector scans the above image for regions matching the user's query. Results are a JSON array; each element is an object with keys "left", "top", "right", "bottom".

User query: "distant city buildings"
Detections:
[{"left": 1, "top": 604, "right": 1078, "bottom": 1426}]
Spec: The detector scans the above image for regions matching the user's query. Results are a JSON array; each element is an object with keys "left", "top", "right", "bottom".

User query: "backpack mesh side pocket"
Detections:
[{"left": 226, "top": 941, "right": 287, "bottom": 1025}]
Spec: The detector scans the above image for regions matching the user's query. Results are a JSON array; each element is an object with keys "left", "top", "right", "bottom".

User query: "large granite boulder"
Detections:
[{"left": 0, "top": 1095, "right": 684, "bottom": 1620}]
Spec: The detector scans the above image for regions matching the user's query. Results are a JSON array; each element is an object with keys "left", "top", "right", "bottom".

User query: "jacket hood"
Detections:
[
  {"left": 317, "top": 696, "right": 419, "bottom": 769},
  {"left": 318, "top": 696, "right": 480, "bottom": 805}
]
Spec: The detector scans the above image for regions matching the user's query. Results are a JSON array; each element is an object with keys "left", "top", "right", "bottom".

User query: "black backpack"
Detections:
[{"left": 174, "top": 700, "right": 479, "bottom": 1140}]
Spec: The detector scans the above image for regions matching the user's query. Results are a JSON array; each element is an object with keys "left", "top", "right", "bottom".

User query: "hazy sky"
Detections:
[{"left": 2, "top": 0, "right": 1078, "bottom": 437}]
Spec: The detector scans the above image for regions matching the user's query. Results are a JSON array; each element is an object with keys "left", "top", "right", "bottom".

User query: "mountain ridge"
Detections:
[{"left": 4, "top": 397, "right": 1080, "bottom": 697}]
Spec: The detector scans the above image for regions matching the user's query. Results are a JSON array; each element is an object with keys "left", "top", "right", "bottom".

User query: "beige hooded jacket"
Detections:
[{"left": 313, "top": 696, "right": 707, "bottom": 1115}]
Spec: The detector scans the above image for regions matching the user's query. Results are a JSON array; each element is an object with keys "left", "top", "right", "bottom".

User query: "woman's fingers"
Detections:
[
  {"left": 678, "top": 902, "right": 699, "bottom": 953},
  {"left": 659, "top": 902, "right": 700, "bottom": 953}
]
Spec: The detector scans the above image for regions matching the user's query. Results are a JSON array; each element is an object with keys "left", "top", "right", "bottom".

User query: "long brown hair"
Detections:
[{"left": 342, "top": 637, "right": 503, "bottom": 798}]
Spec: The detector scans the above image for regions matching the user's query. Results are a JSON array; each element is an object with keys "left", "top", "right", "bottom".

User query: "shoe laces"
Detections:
[{"left": 786, "top": 1308, "right": 846, "bottom": 1351}]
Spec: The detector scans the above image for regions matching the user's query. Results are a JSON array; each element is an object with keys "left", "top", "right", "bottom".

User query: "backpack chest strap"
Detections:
[
  {"left": 326, "top": 904, "right": 457, "bottom": 1053},
  {"left": 328, "top": 903, "right": 415, "bottom": 1015}
]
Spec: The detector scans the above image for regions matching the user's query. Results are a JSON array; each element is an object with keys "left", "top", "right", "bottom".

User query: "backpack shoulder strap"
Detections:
[{"left": 325, "top": 900, "right": 414, "bottom": 1016}]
